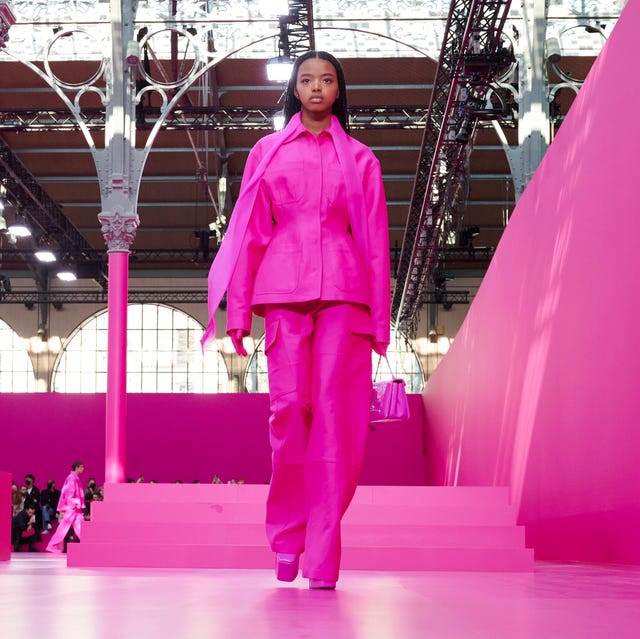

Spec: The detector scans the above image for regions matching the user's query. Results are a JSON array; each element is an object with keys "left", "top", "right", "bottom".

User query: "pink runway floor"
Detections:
[{"left": 1, "top": 557, "right": 639, "bottom": 639}]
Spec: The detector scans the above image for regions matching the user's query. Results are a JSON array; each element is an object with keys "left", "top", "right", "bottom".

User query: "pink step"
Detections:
[
  {"left": 81, "top": 521, "right": 525, "bottom": 548},
  {"left": 102, "top": 482, "right": 269, "bottom": 503},
  {"left": 101, "top": 482, "right": 513, "bottom": 507},
  {"left": 69, "top": 484, "right": 534, "bottom": 571},
  {"left": 88, "top": 499, "right": 516, "bottom": 526}
]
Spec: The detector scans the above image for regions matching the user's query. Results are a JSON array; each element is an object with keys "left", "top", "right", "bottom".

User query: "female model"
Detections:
[{"left": 202, "top": 50, "right": 390, "bottom": 588}]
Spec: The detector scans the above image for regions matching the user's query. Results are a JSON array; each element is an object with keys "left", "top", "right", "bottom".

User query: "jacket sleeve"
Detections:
[
  {"left": 362, "top": 151, "right": 391, "bottom": 346},
  {"left": 226, "top": 142, "right": 275, "bottom": 334}
]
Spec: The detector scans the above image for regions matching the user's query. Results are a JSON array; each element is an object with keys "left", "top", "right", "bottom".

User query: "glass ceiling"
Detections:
[{"left": 2, "top": 0, "right": 623, "bottom": 63}]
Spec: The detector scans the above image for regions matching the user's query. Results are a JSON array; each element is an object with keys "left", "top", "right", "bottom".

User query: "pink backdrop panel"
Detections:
[
  {"left": 422, "top": 2, "right": 640, "bottom": 564},
  {"left": 1, "top": 393, "right": 107, "bottom": 489},
  {"left": 0, "top": 393, "right": 426, "bottom": 489}
]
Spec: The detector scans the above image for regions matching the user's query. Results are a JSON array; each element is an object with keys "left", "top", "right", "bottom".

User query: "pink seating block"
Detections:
[
  {"left": 0, "top": 472, "right": 11, "bottom": 561},
  {"left": 69, "top": 483, "right": 533, "bottom": 571}
]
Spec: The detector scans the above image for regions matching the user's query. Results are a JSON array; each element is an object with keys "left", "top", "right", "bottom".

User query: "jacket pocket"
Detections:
[
  {"left": 264, "top": 318, "right": 280, "bottom": 355},
  {"left": 264, "top": 160, "right": 305, "bottom": 205},
  {"left": 254, "top": 244, "right": 301, "bottom": 294}
]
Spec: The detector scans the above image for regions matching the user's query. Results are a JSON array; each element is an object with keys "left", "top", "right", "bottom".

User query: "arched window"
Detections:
[
  {"left": 0, "top": 318, "right": 37, "bottom": 392},
  {"left": 244, "top": 328, "right": 424, "bottom": 393},
  {"left": 52, "top": 304, "right": 228, "bottom": 393}
]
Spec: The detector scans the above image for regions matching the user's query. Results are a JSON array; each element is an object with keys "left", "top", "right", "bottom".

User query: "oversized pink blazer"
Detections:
[
  {"left": 57, "top": 471, "right": 85, "bottom": 514},
  {"left": 202, "top": 113, "right": 390, "bottom": 347}
]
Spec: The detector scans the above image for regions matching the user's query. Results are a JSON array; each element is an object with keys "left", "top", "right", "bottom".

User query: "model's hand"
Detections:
[
  {"left": 372, "top": 341, "right": 388, "bottom": 357},
  {"left": 229, "top": 329, "right": 248, "bottom": 356}
]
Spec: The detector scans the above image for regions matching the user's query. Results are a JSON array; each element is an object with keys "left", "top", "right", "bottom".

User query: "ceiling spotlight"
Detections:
[
  {"left": 266, "top": 55, "right": 294, "bottom": 82},
  {"left": 8, "top": 222, "right": 31, "bottom": 237},
  {"left": 35, "top": 250, "right": 57, "bottom": 263},
  {"left": 57, "top": 270, "right": 77, "bottom": 282},
  {"left": 273, "top": 111, "right": 285, "bottom": 131},
  {"left": 257, "top": 0, "right": 289, "bottom": 17}
]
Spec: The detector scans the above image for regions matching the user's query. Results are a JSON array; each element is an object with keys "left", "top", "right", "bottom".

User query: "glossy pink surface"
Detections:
[{"left": 1, "top": 556, "right": 639, "bottom": 638}]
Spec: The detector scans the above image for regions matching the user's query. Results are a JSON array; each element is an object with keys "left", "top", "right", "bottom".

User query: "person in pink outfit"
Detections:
[
  {"left": 202, "top": 51, "right": 390, "bottom": 589},
  {"left": 46, "top": 461, "right": 86, "bottom": 554}
]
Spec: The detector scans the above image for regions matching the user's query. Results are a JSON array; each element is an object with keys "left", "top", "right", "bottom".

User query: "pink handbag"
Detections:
[{"left": 370, "top": 357, "right": 410, "bottom": 422}]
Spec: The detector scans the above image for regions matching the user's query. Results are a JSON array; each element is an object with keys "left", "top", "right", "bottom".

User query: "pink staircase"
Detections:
[{"left": 67, "top": 483, "right": 533, "bottom": 571}]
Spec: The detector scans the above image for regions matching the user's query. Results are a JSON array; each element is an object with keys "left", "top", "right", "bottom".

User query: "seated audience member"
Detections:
[
  {"left": 41, "top": 479, "right": 61, "bottom": 534},
  {"left": 12, "top": 504, "right": 39, "bottom": 552},
  {"left": 23, "top": 474, "right": 42, "bottom": 542},
  {"left": 84, "top": 478, "right": 98, "bottom": 517},
  {"left": 11, "top": 482, "right": 23, "bottom": 516}
]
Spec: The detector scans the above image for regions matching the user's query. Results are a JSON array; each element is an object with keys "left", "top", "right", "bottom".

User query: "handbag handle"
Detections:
[{"left": 373, "top": 355, "right": 394, "bottom": 381}]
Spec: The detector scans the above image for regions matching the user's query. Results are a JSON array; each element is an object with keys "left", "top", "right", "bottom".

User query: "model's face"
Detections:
[
  {"left": 76, "top": 464, "right": 85, "bottom": 475},
  {"left": 294, "top": 57, "right": 339, "bottom": 117}
]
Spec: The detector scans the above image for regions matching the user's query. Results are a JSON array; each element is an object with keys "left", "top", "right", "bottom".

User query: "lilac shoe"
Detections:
[
  {"left": 275, "top": 553, "right": 300, "bottom": 582},
  {"left": 309, "top": 579, "right": 336, "bottom": 590}
]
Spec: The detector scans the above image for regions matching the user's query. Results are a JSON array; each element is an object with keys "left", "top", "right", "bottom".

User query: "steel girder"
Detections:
[
  {"left": 280, "top": 0, "right": 315, "bottom": 56},
  {"left": 0, "top": 290, "right": 208, "bottom": 305},
  {"left": 0, "top": 243, "right": 491, "bottom": 273},
  {"left": 391, "top": 0, "right": 512, "bottom": 336},
  {"left": 0, "top": 288, "right": 469, "bottom": 307},
  {"left": 0, "top": 105, "right": 429, "bottom": 132},
  {"left": 0, "top": 135, "right": 109, "bottom": 287}
]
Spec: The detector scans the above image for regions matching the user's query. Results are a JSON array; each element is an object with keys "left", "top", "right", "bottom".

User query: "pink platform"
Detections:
[{"left": 67, "top": 483, "right": 533, "bottom": 571}]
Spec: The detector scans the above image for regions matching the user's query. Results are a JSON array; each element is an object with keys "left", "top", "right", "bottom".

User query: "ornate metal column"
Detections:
[
  {"left": 500, "top": 0, "right": 551, "bottom": 197},
  {"left": 96, "top": 0, "right": 142, "bottom": 483}
]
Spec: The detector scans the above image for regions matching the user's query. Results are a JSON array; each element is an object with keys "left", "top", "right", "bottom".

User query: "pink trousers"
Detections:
[
  {"left": 263, "top": 301, "right": 372, "bottom": 581},
  {"left": 46, "top": 509, "right": 83, "bottom": 553}
]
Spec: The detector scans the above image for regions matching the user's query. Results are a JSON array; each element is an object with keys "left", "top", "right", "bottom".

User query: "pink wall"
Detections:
[
  {"left": 422, "top": 3, "right": 640, "bottom": 564},
  {"left": 1, "top": 393, "right": 426, "bottom": 489}
]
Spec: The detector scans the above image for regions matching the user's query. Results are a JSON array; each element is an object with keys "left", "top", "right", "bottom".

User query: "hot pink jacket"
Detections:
[
  {"left": 224, "top": 114, "right": 390, "bottom": 345},
  {"left": 57, "top": 471, "right": 85, "bottom": 513}
]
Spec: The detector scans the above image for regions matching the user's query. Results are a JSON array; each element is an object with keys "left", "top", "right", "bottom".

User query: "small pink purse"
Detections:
[{"left": 369, "top": 356, "right": 410, "bottom": 422}]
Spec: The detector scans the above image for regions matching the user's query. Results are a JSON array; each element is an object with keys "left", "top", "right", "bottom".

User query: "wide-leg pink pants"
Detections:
[
  {"left": 263, "top": 301, "right": 372, "bottom": 582},
  {"left": 46, "top": 509, "right": 83, "bottom": 553}
]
